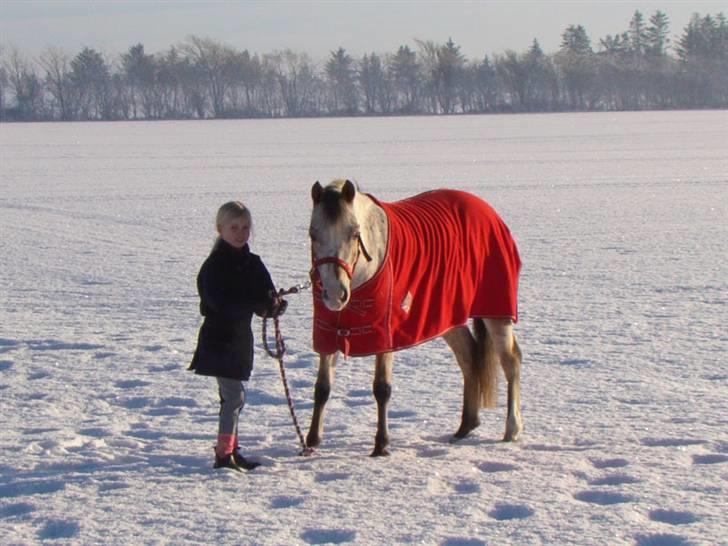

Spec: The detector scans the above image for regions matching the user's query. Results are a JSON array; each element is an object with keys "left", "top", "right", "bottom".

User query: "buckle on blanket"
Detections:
[{"left": 336, "top": 328, "right": 351, "bottom": 337}]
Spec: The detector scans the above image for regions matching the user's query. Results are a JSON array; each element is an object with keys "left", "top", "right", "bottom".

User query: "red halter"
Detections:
[{"left": 310, "top": 234, "right": 372, "bottom": 283}]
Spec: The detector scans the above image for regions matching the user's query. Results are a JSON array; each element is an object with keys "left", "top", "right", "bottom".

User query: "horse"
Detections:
[{"left": 306, "top": 179, "right": 523, "bottom": 456}]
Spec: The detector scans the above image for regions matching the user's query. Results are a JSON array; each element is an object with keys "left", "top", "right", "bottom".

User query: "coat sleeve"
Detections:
[{"left": 252, "top": 259, "right": 277, "bottom": 317}]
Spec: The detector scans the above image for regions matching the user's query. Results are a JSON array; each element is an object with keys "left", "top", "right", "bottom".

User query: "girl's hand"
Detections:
[{"left": 266, "top": 295, "right": 288, "bottom": 318}]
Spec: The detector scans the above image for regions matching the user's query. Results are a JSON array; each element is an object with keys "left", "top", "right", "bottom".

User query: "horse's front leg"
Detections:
[
  {"left": 371, "top": 352, "right": 393, "bottom": 457},
  {"left": 306, "top": 352, "right": 338, "bottom": 449}
]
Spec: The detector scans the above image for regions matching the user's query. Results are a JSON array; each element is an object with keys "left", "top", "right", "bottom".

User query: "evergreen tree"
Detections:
[
  {"left": 434, "top": 38, "right": 466, "bottom": 113},
  {"left": 389, "top": 45, "right": 421, "bottom": 113},
  {"left": 325, "top": 47, "right": 358, "bottom": 114},
  {"left": 557, "top": 25, "right": 598, "bottom": 109},
  {"left": 121, "top": 44, "right": 156, "bottom": 118},
  {"left": 645, "top": 11, "right": 671, "bottom": 60}
]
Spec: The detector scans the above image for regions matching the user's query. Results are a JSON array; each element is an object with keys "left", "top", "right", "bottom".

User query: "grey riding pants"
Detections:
[{"left": 217, "top": 377, "right": 246, "bottom": 436}]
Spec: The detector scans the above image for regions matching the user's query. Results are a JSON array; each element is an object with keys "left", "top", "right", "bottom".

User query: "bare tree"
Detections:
[
  {"left": 3, "top": 47, "right": 43, "bottom": 120},
  {"left": 180, "top": 36, "right": 239, "bottom": 117},
  {"left": 267, "top": 50, "right": 319, "bottom": 117},
  {"left": 40, "top": 47, "right": 76, "bottom": 120}
]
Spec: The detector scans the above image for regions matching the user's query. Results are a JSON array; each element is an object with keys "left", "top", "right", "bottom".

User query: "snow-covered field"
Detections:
[{"left": 1, "top": 111, "right": 726, "bottom": 546}]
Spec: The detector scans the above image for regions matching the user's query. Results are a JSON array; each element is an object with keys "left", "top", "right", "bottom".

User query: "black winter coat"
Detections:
[{"left": 189, "top": 240, "right": 275, "bottom": 381}]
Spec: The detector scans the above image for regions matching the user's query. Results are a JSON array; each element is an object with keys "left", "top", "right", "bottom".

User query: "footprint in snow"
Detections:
[
  {"left": 588, "top": 473, "right": 641, "bottom": 486},
  {"left": 590, "top": 457, "right": 629, "bottom": 469},
  {"left": 290, "top": 378, "right": 312, "bottom": 389},
  {"left": 37, "top": 520, "right": 81, "bottom": 540},
  {"left": 282, "top": 358, "right": 309, "bottom": 369},
  {"left": 641, "top": 438, "right": 706, "bottom": 448},
  {"left": 119, "top": 396, "right": 153, "bottom": 409},
  {"left": 478, "top": 461, "right": 518, "bottom": 473},
  {"left": 692, "top": 453, "right": 728, "bottom": 465},
  {"left": 314, "top": 472, "right": 350, "bottom": 483},
  {"left": 270, "top": 496, "right": 305, "bottom": 509},
  {"left": 347, "top": 389, "right": 370, "bottom": 398},
  {"left": 0, "top": 339, "right": 21, "bottom": 354},
  {"left": 79, "top": 427, "right": 112, "bottom": 437},
  {"left": 417, "top": 447, "right": 449, "bottom": 458},
  {"left": 344, "top": 397, "right": 371, "bottom": 408},
  {"left": 648, "top": 509, "right": 699, "bottom": 525},
  {"left": 0, "top": 502, "right": 35, "bottom": 518},
  {"left": 488, "top": 503, "right": 535, "bottom": 520},
  {"left": 26, "top": 339, "right": 104, "bottom": 351},
  {"left": 0, "top": 480, "right": 66, "bottom": 498},
  {"left": 634, "top": 533, "right": 697, "bottom": 546},
  {"left": 157, "top": 396, "right": 197, "bottom": 407},
  {"left": 389, "top": 409, "right": 417, "bottom": 419},
  {"left": 344, "top": 389, "right": 372, "bottom": 407},
  {"left": 573, "top": 490, "right": 634, "bottom": 505},
  {"left": 453, "top": 481, "right": 480, "bottom": 494},
  {"left": 115, "top": 379, "right": 150, "bottom": 389},
  {"left": 300, "top": 528, "right": 356, "bottom": 544},
  {"left": 0, "top": 360, "right": 13, "bottom": 371},
  {"left": 149, "top": 363, "right": 178, "bottom": 372},
  {"left": 441, "top": 539, "right": 485, "bottom": 546},
  {"left": 93, "top": 351, "right": 116, "bottom": 360}
]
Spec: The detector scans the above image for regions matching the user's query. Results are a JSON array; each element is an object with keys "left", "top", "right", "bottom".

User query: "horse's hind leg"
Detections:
[
  {"left": 371, "top": 352, "right": 393, "bottom": 456},
  {"left": 484, "top": 318, "right": 523, "bottom": 441},
  {"left": 306, "top": 352, "right": 338, "bottom": 449},
  {"left": 443, "top": 326, "right": 480, "bottom": 440}
]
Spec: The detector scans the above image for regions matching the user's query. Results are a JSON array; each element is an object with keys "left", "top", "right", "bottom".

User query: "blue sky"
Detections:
[{"left": 1, "top": 0, "right": 725, "bottom": 60}]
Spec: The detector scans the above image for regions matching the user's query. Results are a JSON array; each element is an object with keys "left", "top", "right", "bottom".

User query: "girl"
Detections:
[{"left": 190, "top": 201, "right": 286, "bottom": 472}]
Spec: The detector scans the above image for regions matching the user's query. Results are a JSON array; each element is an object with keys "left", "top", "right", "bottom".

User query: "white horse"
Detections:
[{"left": 306, "top": 179, "right": 523, "bottom": 456}]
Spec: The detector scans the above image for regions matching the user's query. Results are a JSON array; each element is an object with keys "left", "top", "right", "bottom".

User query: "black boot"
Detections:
[
  {"left": 214, "top": 452, "right": 246, "bottom": 472},
  {"left": 232, "top": 449, "right": 261, "bottom": 471}
]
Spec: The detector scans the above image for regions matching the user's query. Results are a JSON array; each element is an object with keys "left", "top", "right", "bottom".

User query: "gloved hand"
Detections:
[{"left": 266, "top": 296, "right": 288, "bottom": 318}]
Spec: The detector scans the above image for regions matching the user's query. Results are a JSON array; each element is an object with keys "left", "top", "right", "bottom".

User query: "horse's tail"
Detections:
[{"left": 474, "top": 319, "right": 498, "bottom": 408}]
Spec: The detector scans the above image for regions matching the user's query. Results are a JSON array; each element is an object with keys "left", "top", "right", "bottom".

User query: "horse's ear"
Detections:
[
  {"left": 342, "top": 179, "right": 356, "bottom": 203},
  {"left": 311, "top": 181, "right": 323, "bottom": 204}
]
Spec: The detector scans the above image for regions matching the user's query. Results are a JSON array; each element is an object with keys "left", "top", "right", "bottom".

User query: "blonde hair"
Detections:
[
  {"left": 213, "top": 201, "right": 252, "bottom": 249},
  {"left": 216, "top": 201, "right": 252, "bottom": 228}
]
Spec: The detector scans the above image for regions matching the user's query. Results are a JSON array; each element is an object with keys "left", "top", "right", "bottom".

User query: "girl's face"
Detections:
[{"left": 218, "top": 216, "right": 251, "bottom": 249}]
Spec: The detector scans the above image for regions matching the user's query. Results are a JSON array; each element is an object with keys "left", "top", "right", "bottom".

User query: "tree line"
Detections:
[{"left": 1, "top": 10, "right": 726, "bottom": 122}]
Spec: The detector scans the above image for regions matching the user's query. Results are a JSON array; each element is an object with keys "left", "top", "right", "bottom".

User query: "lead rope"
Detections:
[{"left": 262, "top": 281, "right": 315, "bottom": 456}]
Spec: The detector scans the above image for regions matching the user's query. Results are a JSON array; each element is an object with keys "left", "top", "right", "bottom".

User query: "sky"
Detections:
[{"left": 1, "top": 0, "right": 726, "bottom": 61}]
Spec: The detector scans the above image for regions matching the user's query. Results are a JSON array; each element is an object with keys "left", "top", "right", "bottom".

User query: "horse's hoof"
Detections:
[
  {"left": 370, "top": 447, "right": 391, "bottom": 457},
  {"left": 306, "top": 434, "right": 321, "bottom": 448},
  {"left": 453, "top": 420, "right": 480, "bottom": 440},
  {"left": 503, "top": 427, "right": 523, "bottom": 442}
]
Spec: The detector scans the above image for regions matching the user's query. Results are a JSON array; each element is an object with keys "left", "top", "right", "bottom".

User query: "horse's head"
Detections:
[{"left": 309, "top": 179, "right": 364, "bottom": 311}]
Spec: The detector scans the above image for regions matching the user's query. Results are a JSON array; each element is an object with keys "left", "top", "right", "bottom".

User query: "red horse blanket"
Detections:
[{"left": 313, "top": 189, "right": 521, "bottom": 357}]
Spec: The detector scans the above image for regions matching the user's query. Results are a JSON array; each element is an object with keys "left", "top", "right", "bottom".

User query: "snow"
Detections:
[{"left": 1, "top": 111, "right": 726, "bottom": 545}]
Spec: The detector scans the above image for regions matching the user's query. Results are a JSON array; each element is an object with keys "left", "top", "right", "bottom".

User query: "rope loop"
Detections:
[{"left": 262, "top": 281, "right": 314, "bottom": 457}]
